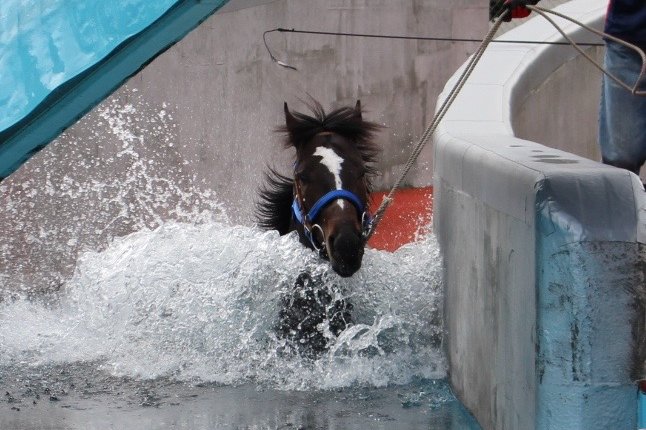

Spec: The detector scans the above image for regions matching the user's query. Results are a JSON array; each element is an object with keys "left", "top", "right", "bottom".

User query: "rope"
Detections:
[
  {"left": 264, "top": 5, "right": 646, "bottom": 240},
  {"left": 527, "top": 5, "right": 646, "bottom": 96},
  {"left": 365, "top": 6, "right": 646, "bottom": 240},
  {"left": 273, "top": 27, "right": 604, "bottom": 47},
  {"left": 262, "top": 23, "right": 606, "bottom": 70},
  {"left": 363, "top": 11, "right": 509, "bottom": 241},
  {"left": 263, "top": 29, "right": 297, "bottom": 70}
]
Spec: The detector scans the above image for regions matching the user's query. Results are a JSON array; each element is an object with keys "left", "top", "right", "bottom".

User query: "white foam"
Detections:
[{"left": 0, "top": 221, "right": 445, "bottom": 390}]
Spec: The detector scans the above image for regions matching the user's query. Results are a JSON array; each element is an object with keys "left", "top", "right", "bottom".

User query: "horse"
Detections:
[
  {"left": 255, "top": 99, "right": 382, "bottom": 357},
  {"left": 256, "top": 99, "right": 381, "bottom": 277}
]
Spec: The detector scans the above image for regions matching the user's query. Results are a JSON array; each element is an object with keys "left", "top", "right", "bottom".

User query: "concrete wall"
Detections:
[
  {"left": 0, "top": 0, "right": 487, "bottom": 291},
  {"left": 513, "top": 46, "right": 604, "bottom": 164},
  {"left": 434, "top": 1, "right": 646, "bottom": 429}
]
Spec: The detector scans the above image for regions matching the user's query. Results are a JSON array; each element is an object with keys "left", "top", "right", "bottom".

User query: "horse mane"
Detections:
[
  {"left": 255, "top": 167, "right": 294, "bottom": 234},
  {"left": 256, "top": 100, "right": 383, "bottom": 234},
  {"left": 277, "top": 99, "right": 382, "bottom": 184}
]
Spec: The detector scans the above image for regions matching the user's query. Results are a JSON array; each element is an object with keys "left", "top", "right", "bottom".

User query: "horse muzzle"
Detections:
[{"left": 326, "top": 224, "right": 365, "bottom": 277}]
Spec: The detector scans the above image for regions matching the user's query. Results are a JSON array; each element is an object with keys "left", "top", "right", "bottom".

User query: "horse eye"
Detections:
[{"left": 296, "top": 172, "right": 310, "bottom": 183}]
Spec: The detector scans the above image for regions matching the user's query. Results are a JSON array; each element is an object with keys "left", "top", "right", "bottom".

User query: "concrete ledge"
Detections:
[{"left": 433, "top": 1, "right": 646, "bottom": 428}]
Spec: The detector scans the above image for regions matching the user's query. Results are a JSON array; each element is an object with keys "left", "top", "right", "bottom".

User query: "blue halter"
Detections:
[
  {"left": 292, "top": 189, "right": 372, "bottom": 254},
  {"left": 292, "top": 189, "right": 364, "bottom": 225}
]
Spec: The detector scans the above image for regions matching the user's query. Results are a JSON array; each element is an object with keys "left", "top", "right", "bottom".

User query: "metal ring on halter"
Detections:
[{"left": 308, "top": 223, "right": 326, "bottom": 254}]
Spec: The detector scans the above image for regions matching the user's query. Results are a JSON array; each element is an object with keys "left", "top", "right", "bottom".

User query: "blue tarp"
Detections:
[{"left": 0, "top": 0, "right": 229, "bottom": 180}]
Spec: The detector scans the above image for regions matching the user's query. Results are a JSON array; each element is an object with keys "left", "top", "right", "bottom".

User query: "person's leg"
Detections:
[{"left": 599, "top": 40, "right": 646, "bottom": 176}]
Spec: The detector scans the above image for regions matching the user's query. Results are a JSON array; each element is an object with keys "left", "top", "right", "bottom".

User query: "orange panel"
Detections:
[{"left": 367, "top": 186, "right": 434, "bottom": 252}]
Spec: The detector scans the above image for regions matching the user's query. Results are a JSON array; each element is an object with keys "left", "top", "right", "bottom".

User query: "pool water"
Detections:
[
  {"left": 0, "top": 221, "right": 479, "bottom": 429},
  {"left": 0, "top": 363, "right": 479, "bottom": 429}
]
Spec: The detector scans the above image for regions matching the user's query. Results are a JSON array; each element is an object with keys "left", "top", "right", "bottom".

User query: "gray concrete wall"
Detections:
[
  {"left": 508, "top": 4, "right": 644, "bottom": 185},
  {"left": 0, "top": 0, "right": 487, "bottom": 291},
  {"left": 434, "top": 134, "right": 539, "bottom": 429},
  {"left": 514, "top": 46, "right": 605, "bottom": 168},
  {"left": 434, "top": 1, "right": 646, "bottom": 428}
]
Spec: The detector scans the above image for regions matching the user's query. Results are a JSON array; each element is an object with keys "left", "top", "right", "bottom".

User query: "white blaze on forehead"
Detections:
[{"left": 314, "top": 146, "right": 345, "bottom": 209}]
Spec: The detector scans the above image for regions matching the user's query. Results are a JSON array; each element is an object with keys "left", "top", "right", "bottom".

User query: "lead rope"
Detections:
[
  {"left": 364, "top": 11, "right": 509, "bottom": 241},
  {"left": 528, "top": 5, "right": 646, "bottom": 96},
  {"left": 365, "top": 6, "right": 646, "bottom": 241}
]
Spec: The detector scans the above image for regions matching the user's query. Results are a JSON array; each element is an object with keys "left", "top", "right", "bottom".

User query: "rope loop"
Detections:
[{"left": 527, "top": 5, "right": 646, "bottom": 96}]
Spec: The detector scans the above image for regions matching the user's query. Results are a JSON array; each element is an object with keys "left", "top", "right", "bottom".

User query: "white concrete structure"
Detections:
[{"left": 434, "top": 1, "right": 646, "bottom": 428}]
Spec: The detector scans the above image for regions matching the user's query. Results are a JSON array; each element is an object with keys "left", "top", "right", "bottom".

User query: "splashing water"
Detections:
[
  {"left": 0, "top": 88, "right": 228, "bottom": 294},
  {"left": 0, "top": 86, "right": 447, "bottom": 399},
  {"left": 0, "top": 220, "right": 445, "bottom": 391},
  {"left": 0, "top": 85, "right": 473, "bottom": 428}
]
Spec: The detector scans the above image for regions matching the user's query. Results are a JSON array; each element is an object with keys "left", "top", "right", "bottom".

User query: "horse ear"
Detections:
[
  {"left": 354, "top": 100, "right": 362, "bottom": 120},
  {"left": 284, "top": 102, "right": 297, "bottom": 132}
]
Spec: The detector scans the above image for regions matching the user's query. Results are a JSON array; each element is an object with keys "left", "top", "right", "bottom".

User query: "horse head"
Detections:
[{"left": 282, "top": 100, "right": 381, "bottom": 277}]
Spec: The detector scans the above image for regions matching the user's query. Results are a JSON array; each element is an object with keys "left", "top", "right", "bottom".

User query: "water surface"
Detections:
[{"left": 0, "top": 221, "right": 478, "bottom": 428}]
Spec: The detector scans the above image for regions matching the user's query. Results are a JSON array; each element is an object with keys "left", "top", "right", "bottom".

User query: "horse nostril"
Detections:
[
  {"left": 331, "top": 228, "right": 362, "bottom": 256},
  {"left": 328, "top": 233, "right": 336, "bottom": 245}
]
